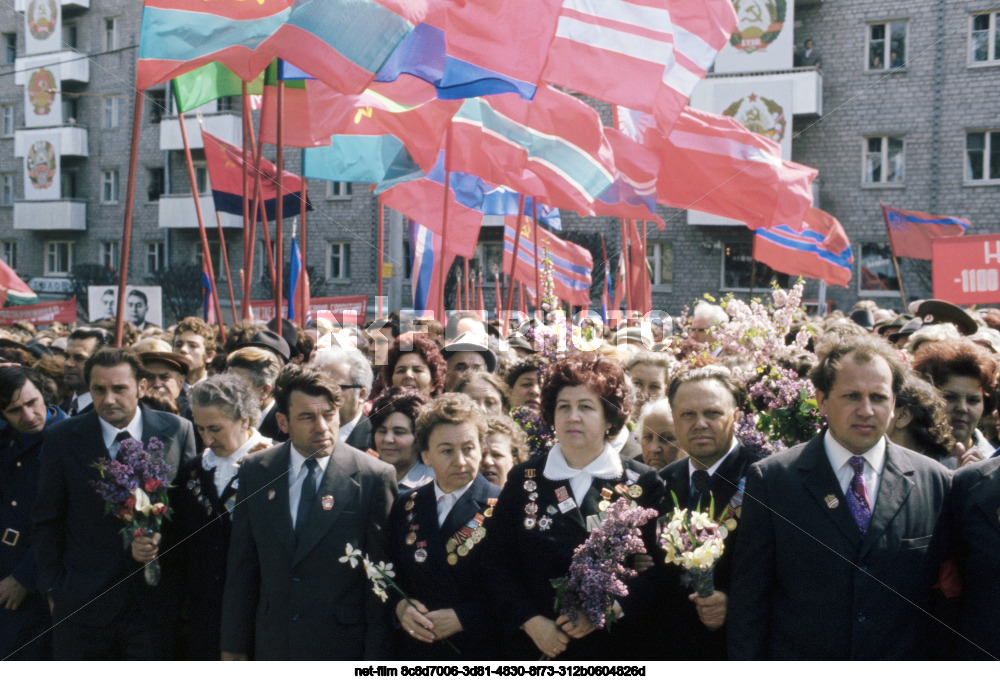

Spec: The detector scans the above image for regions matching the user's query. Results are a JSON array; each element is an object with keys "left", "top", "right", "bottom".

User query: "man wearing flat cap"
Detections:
[{"left": 441, "top": 332, "right": 497, "bottom": 392}]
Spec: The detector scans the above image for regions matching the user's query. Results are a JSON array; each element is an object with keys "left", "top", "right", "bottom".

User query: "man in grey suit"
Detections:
[
  {"left": 220, "top": 364, "right": 396, "bottom": 661},
  {"left": 32, "top": 348, "right": 196, "bottom": 659},
  {"left": 728, "top": 334, "right": 950, "bottom": 660}
]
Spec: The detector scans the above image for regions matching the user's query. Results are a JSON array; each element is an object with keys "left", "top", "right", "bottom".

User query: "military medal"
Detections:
[
  {"left": 528, "top": 492, "right": 538, "bottom": 501},
  {"left": 186, "top": 479, "right": 196, "bottom": 490},
  {"left": 725, "top": 518, "right": 738, "bottom": 531},
  {"left": 825, "top": 494, "right": 839, "bottom": 509},
  {"left": 523, "top": 517, "right": 536, "bottom": 529},
  {"left": 598, "top": 500, "right": 611, "bottom": 511},
  {"left": 447, "top": 553, "right": 458, "bottom": 565},
  {"left": 525, "top": 502, "right": 538, "bottom": 515},
  {"left": 446, "top": 538, "right": 457, "bottom": 552},
  {"left": 718, "top": 525, "right": 729, "bottom": 539},
  {"left": 628, "top": 485, "right": 643, "bottom": 499},
  {"left": 267, "top": 489, "right": 276, "bottom": 501},
  {"left": 405, "top": 500, "right": 415, "bottom": 511},
  {"left": 598, "top": 488, "right": 613, "bottom": 511},
  {"left": 538, "top": 516, "right": 553, "bottom": 532},
  {"left": 524, "top": 479, "right": 537, "bottom": 492},
  {"left": 321, "top": 495, "right": 334, "bottom": 510},
  {"left": 525, "top": 469, "right": 536, "bottom": 479},
  {"left": 546, "top": 505, "right": 558, "bottom": 515},
  {"left": 414, "top": 547, "right": 428, "bottom": 563},
  {"left": 405, "top": 532, "right": 417, "bottom": 546}
]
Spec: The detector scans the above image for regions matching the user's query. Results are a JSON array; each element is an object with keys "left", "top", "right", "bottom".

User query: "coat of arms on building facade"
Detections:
[
  {"left": 27, "top": 140, "right": 56, "bottom": 189},
  {"left": 28, "top": 67, "right": 56, "bottom": 115},
  {"left": 27, "top": 0, "right": 58, "bottom": 41},
  {"left": 729, "top": 0, "right": 786, "bottom": 54},
  {"left": 722, "top": 93, "right": 786, "bottom": 142}
]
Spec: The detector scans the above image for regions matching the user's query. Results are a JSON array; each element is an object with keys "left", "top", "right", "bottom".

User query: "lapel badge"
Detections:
[
  {"left": 405, "top": 500, "right": 415, "bottom": 511},
  {"left": 267, "top": 489, "right": 276, "bottom": 501},
  {"left": 523, "top": 517, "right": 536, "bottom": 530},
  {"left": 321, "top": 495, "right": 334, "bottom": 511},
  {"left": 725, "top": 518, "right": 738, "bottom": 532},
  {"left": 405, "top": 531, "right": 417, "bottom": 546},
  {"left": 524, "top": 479, "right": 537, "bottom": 492},
  {"left": 414, "top": 547, "right": 428, "bottom": 563},
  {"left": 628, "top": 485, "right": 643, "bottom": 499},
  {"left": 538, "top": 516, "right": 553, "bottom": 532},
  {"left": 525, "top": 469, "right": 536, "bottom": 479},
  {"left": 824, "top": 494, "right": 839, "bottom": 509}
]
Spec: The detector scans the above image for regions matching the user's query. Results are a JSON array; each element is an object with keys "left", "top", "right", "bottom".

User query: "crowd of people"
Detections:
[{"left": 0, "top": 288, "right": 997, "bottom": 661}]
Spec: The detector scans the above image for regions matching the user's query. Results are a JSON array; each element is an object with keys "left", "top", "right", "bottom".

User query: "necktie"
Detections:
[
  {"left": 295, "top": 459, "right": 319, "bottom": 540},
  {"left": 111, "top": 430, "right": 133, "bottom": 460},
  {"left": 69, "top": 397, "right": 79, "bottom": 417},
  {"left": 846, "top": 456, "right": 872, "bottom": 535},
  {"left": 437, "top": 492, "right": 456, "bottom": 528},
  {"left": 690, "top": 469, "right": 711, "bottom": 509}
]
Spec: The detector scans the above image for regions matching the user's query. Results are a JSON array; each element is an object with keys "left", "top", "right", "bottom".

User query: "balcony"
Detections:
[
  {"left": 15, "top": 51, "right": 89, "bottom": 85},
  {"left": 14, "top": 126, "right": 88, "bottom": 158},
  {"left": 693, "top": 67, "right": 824, "bottom": 117},
  {"left": 159, "top": 110, "right": 243, "bottom": 151},
  {"left": 14, "top": 0, "right": 88, "bottom": 10},
  {"left": 14, "top": 200, "right": 86, "bottom": 230},
  {"left": 158, "top": 194, "right": 242, "bottom": 229}
]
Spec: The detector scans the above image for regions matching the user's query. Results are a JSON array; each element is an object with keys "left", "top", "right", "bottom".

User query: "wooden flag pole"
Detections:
[
  {"left": 502, "top": 194, "right": 526, "bottom": 336},
  {"left": 463, "top": 257, "right": 470, "bottom": 313},
  {"left": 242, "top": 95, "right": 272, "bottom": 319},
  {"left": 880, "top": 202, "right": 908, "bottom": 310},
  {"left": 477, "top": 269, "right": 485, "bottom": 320},
  {"left": 273, "top": 80, "right": 285, "bottom": 337},
  {"left": 620, "top": 219, "right": 632, "bottom": 316},
  {"left": 114, "top": 90, "right": 144, "bottom": 347},
  {"left": 299, "top": 181, "right": 308, "bottom": 327},
  {"left": 377, "top": 196, "right": 385, "bottom": 318},
  {"left": 532, "top": 199, "right": 541, "bottom": 321},
  {"left": 178, "top": 112, "right": 225, "bottom": 343},
  {"left": 438, "top": 123, "right": 454, "bottom": 320},
  {"left": 240, "top": 81, "right": 250, "bottom": 320},
  {"left": 213, "top": 210, "right": 239, "bottom": 326}
]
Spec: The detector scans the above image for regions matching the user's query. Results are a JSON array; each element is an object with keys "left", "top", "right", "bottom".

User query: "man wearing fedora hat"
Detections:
[
  {"left": 441, "top": 333, "right": 497, "bottom": 392},
  {"left": 140, "top": 348, "right": 190, "bottom": 414}
]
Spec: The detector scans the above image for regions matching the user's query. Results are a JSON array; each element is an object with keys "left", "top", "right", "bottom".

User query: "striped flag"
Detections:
[
  {"left": 287, "top": 235, "right": 310, "bottom": 327},
  {"left": 409, "top": 220, "right": 456, "bottom": 319},
  {"left": 172, "top": 61, "right": 263, "bottom": 113},
  {"left": 753, "top": 208, "right": 854, "bottom": 288},
  {"left": 542, "top": 0, "right": 737, "bottom": 132},
  {"left": 600, "top": 235, "right": 613, "bottom": 324},
  {"left": 502, "top": 218, "right": 593, "bottom": 306},
  {"left": 881, "top": 204, "right": 969, "bottom": 260}
]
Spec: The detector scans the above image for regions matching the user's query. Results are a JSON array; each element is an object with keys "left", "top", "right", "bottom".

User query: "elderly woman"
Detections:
[
  {"left": 505, "top": 357, "right": 544, "bottom": 414},
  {"left": 482, "top": 352, "right": 665, "bottom": 660},
  {"left": 912, "top": 337, "right": 1000, "bottom": 467},
  {"left": 369, "top": 386, "right": 434, "bottom": 493},
  {"left": 481, "top": 414, "right": 529, "bottom": 488},
  {"left": 173, "top": 374, "right": 271, "bottom": 659},
  {"left": 455, "top": 372, "right": 510, "bottom": 416},
  {"left": 383, "top": 331, "right": 447, "bottom": 397},
  {"left": 887, "top": 374, "right": 956, "bottom": 462},
  {"left": 635, "top": 398, "right": 686, "bottom": 470},
  {"left": 389, "top": 393, "right": 501, "bottom": 660}
]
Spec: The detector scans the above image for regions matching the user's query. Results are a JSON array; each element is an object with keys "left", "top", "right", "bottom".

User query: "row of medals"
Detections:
[
  {"left": 402, "top": 493, "right": 497, "bottom": 565},
  {"left": 520, "top": 470, "right": 644, "bottom": 531},
  {"left": 187, "top": 470, "right": 216, "bottom": 517}
]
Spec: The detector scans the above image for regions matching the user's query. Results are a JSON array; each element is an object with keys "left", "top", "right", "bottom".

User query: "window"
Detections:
[
  {"left": 327, "top": 241, "right": 351, "bottom": 280},
  {"left": 63, "top": 96, "right": 79, "bottom": 124},
  {"left": 103, "top": 97, "right": 120, "bottom": 129},
  {"left": 194, "top": 164, "right": 208, "bottom": 194},
  {"left": 858, "top": 242, "right": 900, "bottom": 295},
  {"left": 966, "top": 131, "right": 1000, "bottom": 182},
  {"left": 147, "top": 242, "right": 165, "bottom": 273},
  {"left": 1, "top": 173, "right": 14, "bottom": 205},
  {"left": 217, "top": 96, "right": 240, "bottom": 113},
  {"left": 1, "top": 241, "right": 16, "bottom": 269},
  {"left": 721, "top": 242, "right": 789, "bottom": 291},
  {"left": 100, "top": 241, "right": 119, "bottom": 271},
  {"left": 468, "top": 241, "right": 502, "bottom": 286},
  {"left": 647, "top": 242, "right": 673, "bottom": 287},
  {"left": 147, "top": 90, "right": 166, "bottom": 124},
  {"left": 864, "top": 136, "right": 904, "bottom": 184},
  {"left": 867, "top": 21, "right": 906, "bottom": 70},
  {"left": 971, "top": 11, "right": 1000, "bottom": 63},
  {"left": 61, "top": 169, "right": 79, "bottom": 199},
  {"left": 147, "top": 167, "right": 165, "bottom": 201},
  {"left": 255, "top": 241, "right": 279, "bottom": 280},
  {"left": 64, "top": 22, "right": 78, "bottom": 50},
  {"left": 1, "top": 105, "right": 13, "bottom": 137},
  {"left": 44, "top": 241, "right": 74, "bottom": 276},
  {"left": 3, "top": 34, "right": 14, "bottom": 64},
  {"left": 327, "top": 181, "right": 352, "bottom": 198},
  {"left": 102, "top": 170, "right": 120, "bottom": 203},
  {"left": 193, "top": 240, "right": 230, "bottom": 280},
  {"left": 105, "top": 18, "right": 119, "bottom": 51}
]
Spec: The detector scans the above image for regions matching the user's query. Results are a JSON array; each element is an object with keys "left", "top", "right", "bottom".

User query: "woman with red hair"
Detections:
[{"left": 382, "top": 331, "right": 447, "bottom": 397}]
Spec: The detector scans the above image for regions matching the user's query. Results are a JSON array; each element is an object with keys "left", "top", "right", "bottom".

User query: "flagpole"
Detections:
[
  {"left": 299, "top": 180, "right": 308, "bottom": 327},
  {"left": 493, "top": 267, "right": 502, "bottom": 325},
  {"left": 748, "top": 235, "right": 757, "bottom": 302},
  {"left": 240, "top": 81, "right": 250, "bottom": 320},
  {"left": 438, "top": 122, "right": 454, "bottom": 320},
  {"left": 532, "top": 198, "right": 541, "bottom": 322},
  {"left": 455, "top": 263, "right": 463, "bottom": 311},
  {"left": 243, "top": 95, "right": 272, "bottom": 319},
  {"left": 273, "top": 80, "right": 285, "bottom": 337},
  {"left": 503, "top": 194, "right": 526, "bottom": 337},
  {"left": 377, "top": 196, "right": 384, "bottom": 318},
  {"left": 214, "top": 210, "right": 239, "bottom": 326},
  {"left": 620, "top": 219, "right": 632, "bottom": 316},
  {"left": 178, "top": 112, "right": 226, "bottom": 343},
  {"left": 463, "top": 257, "right": 470, "bottom": 313},
  {"left": 880, "top": 202, "right": 908, "bottom": 310},
  {"left": 478, "top": 269, "right": 485, "bottom": 321},
  {"left": 114, "top": 90, "right": 143, "bottom": 347}
]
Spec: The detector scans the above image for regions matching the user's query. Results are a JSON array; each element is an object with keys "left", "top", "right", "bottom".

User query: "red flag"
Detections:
[
  {"left": 753, "top": 208, "right": 854, "bottom": 288},
  {"left": 542, "top": 0, "right": 737, "bottom": 133},
  {"left": 611, "top": 249, "right": 626, "bottom": 320},
  {"left": 650, "top": 107, "right": 817, "bottom": 232},
  {"left": 627, "top": 221, "right": 651, "bottom": 314},
  {"left": 503, "top": 217, "right": 593, "bottom": 307},
  {"left": 881, "top": 204, "right": 969, "bottom": 260},
  {"left": 0, "top": 258, "right": 37, "bottom": 306}
]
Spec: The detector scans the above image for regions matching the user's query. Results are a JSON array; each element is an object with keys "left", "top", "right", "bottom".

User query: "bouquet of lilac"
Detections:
[
  {"left": 550, "top": 498, "right": 658, "bottom": 633},
  {"left": 91, "top": 437, "right": 173, "bottom": 585},
  {"left": 510, "top": 406, "right": 556, "bottom": 458}
]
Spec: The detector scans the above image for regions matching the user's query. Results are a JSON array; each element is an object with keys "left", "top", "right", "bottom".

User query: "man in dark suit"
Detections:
[
  {"left": 0, "top": 366, "right": 68, "bottom": 660},
  {"left": 947, "top": 456, "right": 1000, "bottom": 659},
  {"left": 31, "top": 348, "right": 196, "bottom": 660},
  {"left": 655, "top": 366, "right": 758, "bottom": 659},
  {"left": 728, "top": 335, "right": 951, "bottom": 660},
  {"left": 312, "top": 347, "right": 373, "bottom": 451},
  {"left": 220, "top": 364, "right": 397, "bottom": 660},
  {"left": 59, "top": 327, "right": 110, "bottom": 417}
]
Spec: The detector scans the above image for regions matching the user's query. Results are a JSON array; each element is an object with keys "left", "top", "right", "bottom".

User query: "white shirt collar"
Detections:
[
  {"left": 203, "top": 427, "right": 268, "bottom": 471},
  {"left": 608, "top": 425, "right": 631, "bottom": 455},
  {"left": 339, "top": 411, "right": 364, "bottom": 440},
  {"left": 824, "top": 430, "right": 886, "bottom": 476},
  {"left": 433, "top": 478, "right": 474, "bottom": 503},
  {"left": 73, "top": 391, "right": 93, "bottom": 410},
  {"left": 100, "top": 408, "right": 143, "bottom": 451},
  {"left": 687, "top": 438, "right": 738, "bottom": 484},
  {"left": 289, "top": 443, "right": 332, "bottom": 478},
  {"left": 258, "top": 399, "right": 276, "bottom": 427},
  {"left": 399, "top": 461, "right": 435, "bottom": 490},
  {"left": 544, "top": 441, "right": 623, "bottom": 503}
]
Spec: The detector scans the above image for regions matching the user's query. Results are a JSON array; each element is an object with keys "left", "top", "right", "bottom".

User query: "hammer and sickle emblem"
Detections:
[
  {"left": 354, "top": 107, "right": 373, "bottom": 125},
  {"left": 520, "top": 218, "right": 532, "bottom": 239}
]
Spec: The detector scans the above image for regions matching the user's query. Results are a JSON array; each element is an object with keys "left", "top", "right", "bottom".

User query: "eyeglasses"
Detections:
[{"left": 339, "top": 384, "right": 364, "bottom": 390}]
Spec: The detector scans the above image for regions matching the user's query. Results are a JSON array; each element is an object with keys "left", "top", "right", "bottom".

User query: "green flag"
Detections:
[{"left": 172, "top": 62, "right": 264, "bottom": 114}]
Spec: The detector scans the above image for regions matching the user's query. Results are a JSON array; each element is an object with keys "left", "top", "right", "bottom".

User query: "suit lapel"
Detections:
[
  {"left": 799, "top": 436, "right": 864, "bottom": 553},
  {"left": 293, "top": 442, "right": 359, "bottom": 564},
  {"left": 859, "top": 444, "right": 914, "bottom": 560},
  {"left": 663, "top": 461, "right": 690, "bottom": 511},
  {"left": 261, "top": 443, "right": 296, "bottom": 559},
  {"left": 972, "top": 463, "right": 1000, "bottom": 530}
]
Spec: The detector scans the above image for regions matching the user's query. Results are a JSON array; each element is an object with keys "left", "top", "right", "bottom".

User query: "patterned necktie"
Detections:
[
  {"left": 690, "top": 470, "right": 711, "bottom": 509},
  {"left": 295, "top": 459, "right": 319, "bottom": 540},
  {"left": 846, "top": 456, "right": 872, "bottom": 535}
]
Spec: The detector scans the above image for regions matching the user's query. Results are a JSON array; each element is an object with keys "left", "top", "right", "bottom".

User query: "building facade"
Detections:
[{"left": 0, "top": 1, "right": 997, "bottom": 326}]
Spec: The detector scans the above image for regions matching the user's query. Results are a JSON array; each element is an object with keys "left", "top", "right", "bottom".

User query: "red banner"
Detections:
[
  {"left": 247, "top": 295, "right": 367, "bottom": 325},
  {"left": 0, "top": 298, "right": 77, "bottom": 325},
  {"left": 932, "top": 234, "right": 1000, "bottom": 304}
]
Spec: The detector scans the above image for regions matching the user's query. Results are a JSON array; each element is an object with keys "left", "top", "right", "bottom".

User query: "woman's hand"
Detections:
[
  {"left": 556, "top": 612, "right": 596, "bottom": 639},
  {"left": 954, "top": 441, "right": 984, "bottom": 468},
  {"left": 131, "top": 532, "right": 160, "bottom": 564},
  {"left": 396, "top": 599, "right": 436, "bottom": 644},
  {"left": 425, "top": 608, "right": 464, "bottom": 640},
  {"left": 524, "top": 614, "right": 570, "bottom": 657}
]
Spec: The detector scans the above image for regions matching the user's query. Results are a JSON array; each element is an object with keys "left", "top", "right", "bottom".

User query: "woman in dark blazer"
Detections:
[
  {"left": 388, "top": 393, "right": 501, "bottom": 660},
  {"left": 173, "top": 374, "right": 270, "bottom": 660},
  {"left": 481, "top": 353, "right": 664, "bottom": 661}
]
